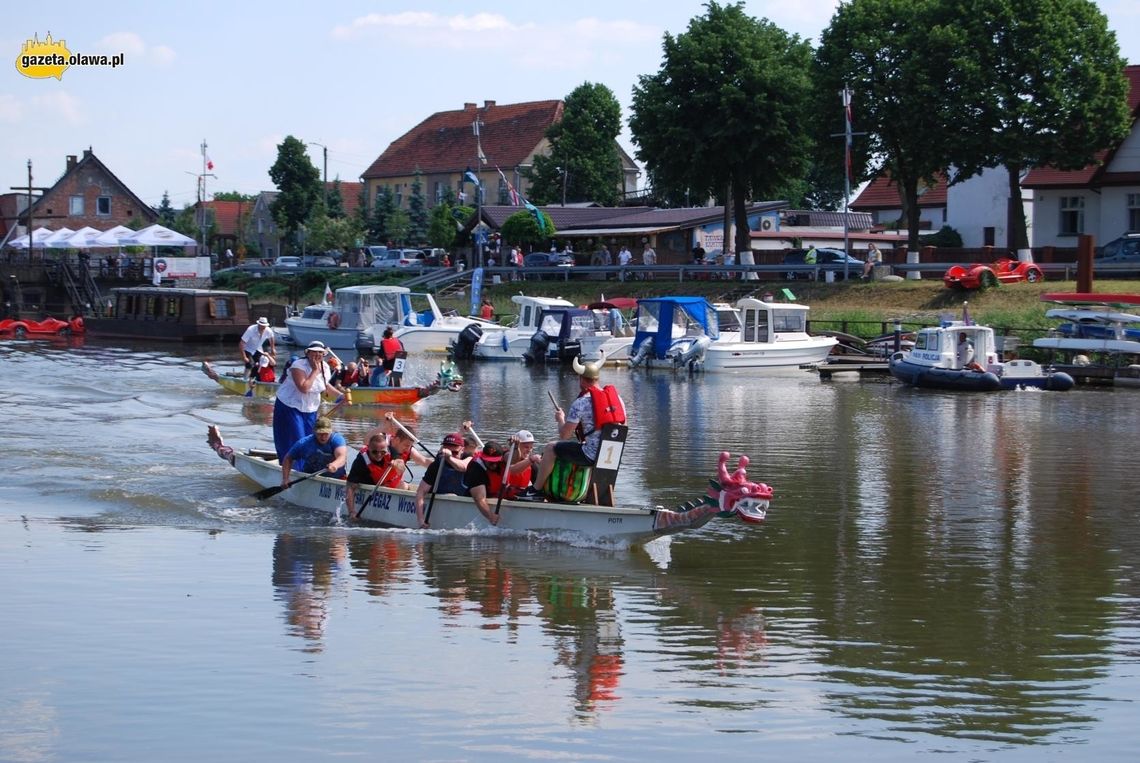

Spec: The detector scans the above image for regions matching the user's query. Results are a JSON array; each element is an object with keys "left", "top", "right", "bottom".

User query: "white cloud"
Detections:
[
  {"left": 0, "top": 94, "right": 24, "bottom": 123},
  {"left": 92, "top": 32, "right": 175, "bottom": 66},
  {"left": 31, "top": 91, "right": 84, "bottom": 125}
]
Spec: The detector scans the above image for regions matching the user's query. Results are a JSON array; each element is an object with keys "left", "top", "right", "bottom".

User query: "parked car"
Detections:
[
  {"left": 273, "top": 256, "right": 302, "bottom": 268},
  {"left": 943, "top": 258, "right": 1044, "bottom": 289},
  {"left": 301, "top": 254, "right": 339, "bottom": 268},
  {"left": 371, "top": 249, "right": 426, "bottom": 269},
  {"left": 524, "top": 252, "right": 575, "bottom": 267},
  {"left": 782, "top": 248, "right": 863, "bottom": 280},
  {"left": 1094, "top": 234, "right": 1140, "bottom": 276},
  {"left": 421, "top": 248, "right": 449, "bottom": 266},
  {"left": 364, "top": 245, "right": 389, "bottom": 265}
]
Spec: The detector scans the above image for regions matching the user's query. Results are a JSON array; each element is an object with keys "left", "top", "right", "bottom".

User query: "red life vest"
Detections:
[
  {"left": 256, "top": 366, "right": 276, "bottom": 382},
  {"left": 358, "top": 446, "right": 404, "bottom": 488},
  {"left": 475, "top": 457, "right": 505, "bottom": 497},
  {"left": 381, "top": 336, "right": 403, "bottom": 360},
  {"left": 577, "top": 385, "right": 626, "bottom": 440},
  {"left": 506, "top": 460, "right": 532, "bottom": 489}
]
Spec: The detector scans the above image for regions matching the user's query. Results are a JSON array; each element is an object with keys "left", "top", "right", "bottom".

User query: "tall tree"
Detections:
[
  {"left": 947, "top": 0, "right": 1130, "bottom": 252},
  {"left": 631, "top": 2, "right": 814, "bottom": 256},
  {"left": 369, "top": 186, "right": 398, "bottom": 245},
  {"left": 326, "top": 179, "right": 346, "bottom": 219},
  {"left": 427, "top": 189, "right": 470, "bottom": 250},
  {"left": 526, "top": 82, "right": 624, "bottom": 206},
  {"left": 815, "top": 0, "right": 963, "bottom": 250},
  {"left": 500, "top": 210, "right": 557, "bottom": 251},
  {"left": 156, "top": 191, "right": 177, "bottom": 228},
  {"left": 407, "top": 171, "right": 429, "bottom": 244},
  {"left": 268, "top": 135, "right": 322, "bottom": 245}
]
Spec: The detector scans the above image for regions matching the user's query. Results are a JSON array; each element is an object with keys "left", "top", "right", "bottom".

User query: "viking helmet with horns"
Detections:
[{"left": 572, "top": 352, "right": 605, "bottom": 380}]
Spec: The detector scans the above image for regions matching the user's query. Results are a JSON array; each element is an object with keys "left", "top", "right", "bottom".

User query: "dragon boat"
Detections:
[
  {"left": 206, "top": 426, "right": 772, "bottom": 547},
  {"left": 200, "top": 360, "right": 463, "bottom": 407}
]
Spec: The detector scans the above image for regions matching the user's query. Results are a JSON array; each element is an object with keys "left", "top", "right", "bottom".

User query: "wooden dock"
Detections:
[{"left": 816, "top": 363, "right": 891, "bottom": 380}]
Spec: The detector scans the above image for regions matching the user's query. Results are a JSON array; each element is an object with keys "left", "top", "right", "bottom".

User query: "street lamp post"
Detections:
[
  {"left": 308, "top": 142, "right": 328, "bottom": 206},
  {"left": 840, "top": 86, "right": 853, "bottom": 282}
]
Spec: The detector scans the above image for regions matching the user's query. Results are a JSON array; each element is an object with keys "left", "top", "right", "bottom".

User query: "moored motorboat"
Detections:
[
  {"left": 285, "top": 285, "right": 410, "bottom": 350},
  {"left": 890, "top": 321, "right": 1074, "bottom": 391},
  {"left": 466, "top": 294, "right": 628, "bottom": 363},
  {"left": 200, "top": 360, "right": 461, "bottom": 406},
  {"left": 205, "top": 432, "right": 773, "bottom": 547},
  {"left": 0, "top": 316, "right": 83, "bottom": 337}
]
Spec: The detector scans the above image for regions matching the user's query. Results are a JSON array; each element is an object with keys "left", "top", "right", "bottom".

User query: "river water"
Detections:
[{"left": 1, "top": 338, "right": 1138, "bottom": 762}]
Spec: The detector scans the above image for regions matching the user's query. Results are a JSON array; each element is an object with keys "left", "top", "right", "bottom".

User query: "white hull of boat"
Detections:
[
  {"left": 473, "top": 331, "right": 630, "bottom": 363},
  {"left": 285, "top": 320, "right": 368, "bottom": 350},
  {"left": 1032, "top": 337, "right": 1140, "bottom": 354},
  {"left": 230, "top": 451, "right": 746, "bottom": 546},
  {"left": 702, "top": 337, "right": 837, "bottom": 371}
]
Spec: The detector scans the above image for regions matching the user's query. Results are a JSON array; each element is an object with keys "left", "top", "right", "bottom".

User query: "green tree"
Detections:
[
  {"left": 526, "top": 82, "right": 624, "bottom": 206},
  {"left": 172, "top": 204, "right": 199, "bottom": 239},
  {"left": 427, "top": 189, "right": 472, "bottom": 250},
  {"left": 815, "top": 0, "right": 963, "bottom": 250},
  {"left": 369, "top": 186, "right": 398, "bottom": 245},
  {"left": 212, "top": 191, "right": 256, "bottom": 202},
  {"left": 407, "top": 171, "right": 429, "bottom": 244},
  {"left": 307, "top": 209, "right": 362, "bottom": 252},
  {"left": 268, "top": 135, "right": 322, "bottom": 245},
  {"left": 326, "top": 179, "right": 346, "bottom": 219},
  {"left": 156, "top": 191, "right": 177, "bottom": 228},
  {"left": 500, "top": 209, "right": 557, "bottom": 250},
  {"left": 946, "top": 0, "right": 1130, "bottom": 252},
  {"left": 631, "top": 2, "right": 814, "bottom": 256}
]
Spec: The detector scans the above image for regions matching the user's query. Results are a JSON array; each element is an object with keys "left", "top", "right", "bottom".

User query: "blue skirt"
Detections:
[{"left": 273, "top": 398, "right": 317, "bottom": 461}]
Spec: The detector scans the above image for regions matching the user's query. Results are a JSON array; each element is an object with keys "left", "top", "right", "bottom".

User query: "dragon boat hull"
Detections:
[{"left": 215, "top": 447, "right": 772, "bottom": 547}]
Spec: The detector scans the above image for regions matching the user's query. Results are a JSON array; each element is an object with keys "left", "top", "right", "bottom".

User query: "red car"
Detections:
[
  {"left": 943, "top": 258, "right": 1044, "bottom": 289},
  {"left": 0, "top": 316, "right": 84, "bottom": 337}
]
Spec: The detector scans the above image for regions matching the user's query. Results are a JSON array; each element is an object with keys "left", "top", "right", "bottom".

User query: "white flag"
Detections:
[{"left": 323, "top": 282, "right": 334, "bottom": 304}]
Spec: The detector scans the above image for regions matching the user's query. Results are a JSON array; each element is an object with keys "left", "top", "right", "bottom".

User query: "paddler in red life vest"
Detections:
[
  {"left": 505, "top": 429, "right": 539, "bottom": 493},
  {"left": 532, "top": 352, "right": 626, "bottom": 496},
  {"left": 343, "top": 425, "right": 428, "bottom": 517},
  {"left": 462, "top": 441, "right": 509, "bottom": 526}
]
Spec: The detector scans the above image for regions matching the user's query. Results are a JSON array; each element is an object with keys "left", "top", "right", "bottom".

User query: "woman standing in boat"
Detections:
[{"left": 273, "top": 340, "right": 351, "bottom": 461}]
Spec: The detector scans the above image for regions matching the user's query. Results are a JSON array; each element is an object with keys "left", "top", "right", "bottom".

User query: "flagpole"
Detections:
[
  {"left": 840, "top": 86, "right": 852, "bottom": 281},
  {"left": 473, "top": 115, "right": 484, "bottom": 268}
]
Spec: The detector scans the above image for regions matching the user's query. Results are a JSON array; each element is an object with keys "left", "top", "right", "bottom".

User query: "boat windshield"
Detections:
[
  {"left": 772, "top": 309, "right": 806, "bottom": 333},
  {"left": 301, "top": 306, "right": 328, "bottom": 320},
  {"left": 538, "top": 311, "right": 567, "bottom": 337},
  {"left": 336, "top": 290, "right": 407, "bottom": 328}
]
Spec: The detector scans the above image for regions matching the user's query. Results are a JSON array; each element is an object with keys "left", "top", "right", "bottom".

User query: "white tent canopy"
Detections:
[
  {"left": 46, "top": 226, "right": 105, "bottom": 249},
  {"left": 121, "top": 224, "right": 197, "bottom": 247},
  {"left": 91, "top": 225, "right": 137, "bottom": 247},
  {"left": 7, "top": 227, "right": 54, "bottom": 248},
  {"left": 41, "top": 227, "right": 76, "bottom": 247}
]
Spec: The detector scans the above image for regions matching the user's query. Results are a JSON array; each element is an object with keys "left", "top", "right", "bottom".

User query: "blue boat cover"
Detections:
[{"left": 632, "top": 297, "right": 719, "bottom": 359}]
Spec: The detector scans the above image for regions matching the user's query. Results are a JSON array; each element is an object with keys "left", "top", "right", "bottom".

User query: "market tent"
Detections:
[
  {"left": 7, "top": 227, "right": 54, "bottom": 248},
  {"left": 41, "top": 228, "right": 77, "bottom": 248},
  {"left": 91, "top": 225, "right": 137, "bottom": 247},
  {"left": 121, "top": 224, "right": 197, "bottom": 247},
  {"left": 47, "top": 226, "right": 105, "bottom": 249}
]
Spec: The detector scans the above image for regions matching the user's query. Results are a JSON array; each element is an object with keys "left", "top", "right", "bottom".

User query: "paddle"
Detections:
[
  {"left": 494, "top": 439, "right": 516, "bottom": 516},
  {"left": 463, "top": 421, "right": 485, "bottom": 450},
  {"left": 423, "top": 452, "right": 448, "bottom": 526},
  {"left": 253, "top": 468, "right": 328, "bottom": 500}
]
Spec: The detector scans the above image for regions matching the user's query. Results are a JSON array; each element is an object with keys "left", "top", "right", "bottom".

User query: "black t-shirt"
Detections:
[{"left": 462, "top": 459, "right": 492, "bottom": 494}]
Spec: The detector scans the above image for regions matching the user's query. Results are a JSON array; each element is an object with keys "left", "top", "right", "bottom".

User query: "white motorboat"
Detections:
[
  {"left": 702, "top": 298, "right": 837, "bottom": 372},
  {"left": 374, "top": 292, "right": 499, "bottom": 355},
  {"left": 285, "top": 285, "right": 412, "bottom": 350},
  {"left": 462, "top": 295, "right": 632, "bottom": 363}
]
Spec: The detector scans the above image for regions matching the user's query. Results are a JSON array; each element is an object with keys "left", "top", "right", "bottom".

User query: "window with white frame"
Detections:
[
  {"left": 69, "top": 195, "right": 84, "bottom": 215},
  {"left": 96, "top": 196, "right": 111, "bottom": 216},
  {"left": 1059, "top": 196, "right": 1084, "bottom": 236},
  {"left": 1128, "top": 193, "right": 1139, "bottom": 233}
]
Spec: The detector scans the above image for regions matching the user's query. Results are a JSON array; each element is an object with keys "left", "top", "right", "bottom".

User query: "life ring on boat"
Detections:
[{"left": 327, "top": 312, "right": 341, "bottom": 329}]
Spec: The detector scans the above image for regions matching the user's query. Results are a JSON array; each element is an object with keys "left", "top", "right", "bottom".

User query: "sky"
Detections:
[{"left": 4, "top": 1, "right": 1139, "bottom": 214}]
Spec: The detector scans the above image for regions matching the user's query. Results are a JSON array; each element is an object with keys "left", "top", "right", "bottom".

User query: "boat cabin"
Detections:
[
  {"left": 734, "top": 298, "right": 813, "bottom": 344},
  {"left": 632, "top": 296, "right": 720, "bottom": 360},
  {"left": 909, "top": 322, "right": 997, "bottom": 369},
  {"left": 326, "top": 285, "right": 414, "bottom": 330},
  {"left": 508, "top": 295, "right": 575, "bottom": 332},
  {"left": 86, "top": 287, "right": 251, "bottom": 341}
]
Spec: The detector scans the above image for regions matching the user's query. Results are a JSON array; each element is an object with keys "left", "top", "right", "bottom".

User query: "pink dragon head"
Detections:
[{"left": 714, "top": 451, "right": 773, "bottom": 524}]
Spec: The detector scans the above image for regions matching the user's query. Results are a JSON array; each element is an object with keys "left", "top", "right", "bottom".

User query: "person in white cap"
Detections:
[
  {"left": 239, "top": 316, "right": 276, "bottom": 379},
  {"left": 273, "top": 340, "right": 351, "bottom": 461},
  {"left": 505, "top": 429, "right": 539, "bottom": 494}
]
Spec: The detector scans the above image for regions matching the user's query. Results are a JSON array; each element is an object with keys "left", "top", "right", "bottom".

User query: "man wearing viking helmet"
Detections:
[{"left": 532, "top": 352, "right": 626, "bottom": 497}]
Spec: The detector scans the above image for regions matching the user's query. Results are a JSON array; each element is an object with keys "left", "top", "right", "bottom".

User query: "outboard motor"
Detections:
[
  {"left": 556, "top": 338, "right": 582, "bottom": 363},
  {"left": 629, "top": 339, "right": 653, "bottom": 368},
  {"left": 523, "top": 330, "right": 551, "bottom": 364},
  {"left": 450, "top": 323, "right": 483, "bottom": 360},
  {"left": 674, "top": 335, "right": 712, "bottom": 372}
]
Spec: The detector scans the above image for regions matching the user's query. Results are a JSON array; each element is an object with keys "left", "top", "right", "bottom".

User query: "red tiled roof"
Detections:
[
  {"left": 362, "top": 100, "right": 563, "bottom": 178},
  {"left": 1023, "top": 64, "right": 1139, "bottom": 189},
  {"left": 331, "top": 181, "right": 363, "bottom": 219},
  {"left": 850, "top": 172, "right": 948, "bottom": 209},
  {"left": 203, "top": 200, "right": 251, "bottom": 236}
]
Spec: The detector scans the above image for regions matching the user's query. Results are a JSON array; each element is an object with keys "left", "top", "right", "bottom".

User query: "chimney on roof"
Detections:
[
  {"left": 464, "top": 102, "right": 476, "bottom": 111},
  {"left": 484, "top": 100, "right": 495, "bottom": 109},
  {"left": 83, "top": 148, "right": 93, "bottom": 159},
  {"left": 66, "top": 155, "right": 78, "bottom": 172}
]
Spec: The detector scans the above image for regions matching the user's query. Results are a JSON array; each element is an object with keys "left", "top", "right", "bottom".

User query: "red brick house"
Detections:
[
  {"left": 6, "top": 148, "right": 156, "bottom": 239},
  {"left": 361, "top": 99, "right": 639, "bottom": 212}
]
